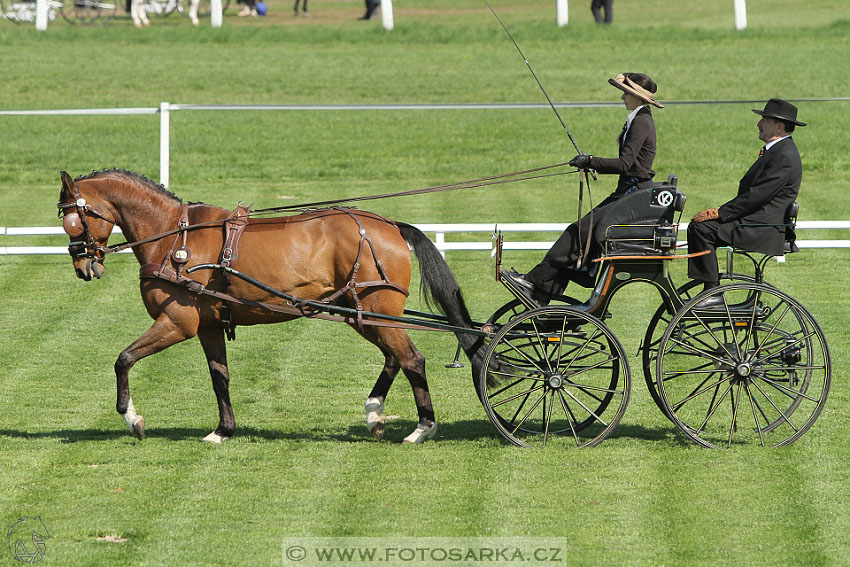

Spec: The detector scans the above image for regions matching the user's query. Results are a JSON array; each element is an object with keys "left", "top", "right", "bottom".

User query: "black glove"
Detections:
[{"left": 569, "top": 154, "right": 592, "bottom": 169}]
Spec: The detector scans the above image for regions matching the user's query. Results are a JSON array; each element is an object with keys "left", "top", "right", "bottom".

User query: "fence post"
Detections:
[
  {"left": 381, "top": 0, "right": 393, "bottom": 30},
  {"left": 211, "top": 0, "right": 222, "bottom": 27},
  {"left": 734, "top": 0, "right": 747, "bottom": 30},
  {"left": 160, "top": 102, "right": 170, "bottom": 188},
  {"left": 556, "top": 0, "right": 568, "bottom": 27},
  {"left": 35, "top": 0, "right": 48, "bottom": 30}
]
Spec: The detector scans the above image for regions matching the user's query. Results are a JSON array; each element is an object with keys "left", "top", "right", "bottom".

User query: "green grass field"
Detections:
[{"left": 2, "top": 1, "right": 850, "bottom": 565}]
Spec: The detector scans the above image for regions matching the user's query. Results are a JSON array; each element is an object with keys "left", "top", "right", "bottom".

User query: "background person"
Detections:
[
  {"left": 591, "top": 0, "right": 613, "bottom": 24},
  {"left": 359, "top": 0, "right": 380, "bottom": 20},
  {"left": 687, "top": 98, "right": 805, "bottom": 307},
  {"left": 503, "top": 72, "right": 663, "bottom": 305}
]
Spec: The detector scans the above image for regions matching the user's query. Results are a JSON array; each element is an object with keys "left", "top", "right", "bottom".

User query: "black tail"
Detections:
[{"left": 398, "top": 223, "right": 485, "bottom": 370}]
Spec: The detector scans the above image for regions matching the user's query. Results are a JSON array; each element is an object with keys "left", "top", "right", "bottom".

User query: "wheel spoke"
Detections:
[
  {"left": 556, "top": 390, "right": 582, "bottom": 447},
  {"left": 671, "top": 375, "right": 728, "bottom": 412},
  {"left": 727, "top": 382, "right": 744, "bottom": 448},
  {"left": 745, "top": 382, "right": 766, "bottom": 447},
  {"left": 695, "top": 381, "right": 734, "bottom": 435},
  {"left": 510, "top": 389, "right": 548, "bottom": 435},
  {"left": 750, "top": 379, "right": 799, "bottom": 433},
  {"left": 561, "top": 387, "right": 609, "bottom": 428},
  {"left": 490, "top": 383, "right": 544, "bottom": 409}
]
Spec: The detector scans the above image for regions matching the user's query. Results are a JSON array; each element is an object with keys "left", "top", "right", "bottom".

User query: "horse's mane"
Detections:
[{"left": 74, "top": 168, "right": 183, "bottom": 203}]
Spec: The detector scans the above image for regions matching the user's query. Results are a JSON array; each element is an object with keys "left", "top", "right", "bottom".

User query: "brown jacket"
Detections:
[{"left": 588, "top": 106, "right": 656, "bottom": 194}]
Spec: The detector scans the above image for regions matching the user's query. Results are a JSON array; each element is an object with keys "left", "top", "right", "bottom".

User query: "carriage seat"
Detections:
[
  {"left": 730, "top": 200, "right": 800, "bottom": 255},
  {"left": 594, "top": 174, "right": 687, "bottom": 256}
]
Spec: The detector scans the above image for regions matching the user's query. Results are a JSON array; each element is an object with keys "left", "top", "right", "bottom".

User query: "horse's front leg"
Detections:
[
  {"left": 189, "top": 0, "right": 200, "bottom": 25},
  {"left": 197, "top": 327, "right": 234, "bottom": 443},
  {"left": 115, "top": 314, "right": 196, "bottom": 440},
  {"left": 130, "top": 0, "right": 150, "bottom": 27}
]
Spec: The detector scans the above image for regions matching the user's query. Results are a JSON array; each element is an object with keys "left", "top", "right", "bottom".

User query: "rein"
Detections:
[
  {"left": 250, "top": 162, "right": 576, "bottom": 214},
  {"left": 59, "top": 162, "right": 578, "bottom": 259}
]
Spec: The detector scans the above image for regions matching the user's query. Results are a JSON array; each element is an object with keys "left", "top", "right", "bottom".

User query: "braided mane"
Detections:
[{"left": 74, "top": 168, "right": 183, "bottom": 203}]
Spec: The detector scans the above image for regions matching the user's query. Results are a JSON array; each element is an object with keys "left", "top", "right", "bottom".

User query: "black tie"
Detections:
[{"left": 759, "top": 146, "right": 766, "bottom": 157}]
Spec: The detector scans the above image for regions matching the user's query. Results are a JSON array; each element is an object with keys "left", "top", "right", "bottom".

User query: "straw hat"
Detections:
[{"left": 608, "top": 73, "right": 664, "bottom": 108}]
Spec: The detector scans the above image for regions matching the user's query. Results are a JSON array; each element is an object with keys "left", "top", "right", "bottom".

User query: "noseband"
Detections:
[{"left": 57, "top": 183, "right": 117, "bottom": 261}]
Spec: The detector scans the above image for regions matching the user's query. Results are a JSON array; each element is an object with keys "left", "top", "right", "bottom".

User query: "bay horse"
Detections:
[{"left": 57, "top": 169, "right": 483, "bottom": 443}]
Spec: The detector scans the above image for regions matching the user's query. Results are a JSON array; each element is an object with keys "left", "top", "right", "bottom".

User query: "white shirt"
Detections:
[
  {"left": 621, "top": 105, "right": 645, "bottom": 146},
  {"left": 765, "top": 134, "right": 791, "bottom": 152}
]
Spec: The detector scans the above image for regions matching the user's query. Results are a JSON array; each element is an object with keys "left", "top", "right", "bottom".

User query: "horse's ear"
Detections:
[{"left": 60, "top": 171, "right": 74, "bottom": 192}]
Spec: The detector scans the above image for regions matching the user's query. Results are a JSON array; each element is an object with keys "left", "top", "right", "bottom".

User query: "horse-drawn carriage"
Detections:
[{"left": 56, "top": 169, "right": 830, "bottom": 448}]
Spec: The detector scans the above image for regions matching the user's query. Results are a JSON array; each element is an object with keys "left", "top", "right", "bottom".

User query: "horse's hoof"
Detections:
[
  {"left": 133, "top": 21, "right": 142, "bottom": 27},
  {"left": 365, "top": 397, "right": 385, "bottom": 439},
  {"left": 402, "top": 422, "right": 437, "bottom": 444},
  {"left": 369, "top": 422, "right": 385, "bottom": 440},
  {"left": 191, "top": 18, "right": 199, "bottom": 25},
  {"left": 131, "top": 417, "right": 145, "bottom": 440},
  {"left": 203, "top": 431, "right": 230, "bottom": 444}
]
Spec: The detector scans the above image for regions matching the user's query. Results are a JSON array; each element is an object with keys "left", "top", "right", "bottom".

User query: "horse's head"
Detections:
[{"left": 57, "top": 171, "right": 116, "bottom": 281}]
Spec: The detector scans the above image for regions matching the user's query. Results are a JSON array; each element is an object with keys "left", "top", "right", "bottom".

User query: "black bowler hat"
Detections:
[{"left": 752, "top": 98, "right": 806, "bottom": 126}]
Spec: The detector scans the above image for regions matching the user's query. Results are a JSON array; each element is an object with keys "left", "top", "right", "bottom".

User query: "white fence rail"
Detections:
[
  {"left": 4, "top": 100, "right": 848, "bottom": 189},
  {"left": 3, "top": 222, "right": 850, "bottom": 256}
]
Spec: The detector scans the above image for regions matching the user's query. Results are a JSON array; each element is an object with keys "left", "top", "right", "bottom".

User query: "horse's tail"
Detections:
[{"left": 397, "top": 222, "right": 485, "bottom": 370}]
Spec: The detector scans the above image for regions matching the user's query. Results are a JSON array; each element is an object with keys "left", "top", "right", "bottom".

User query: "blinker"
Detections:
[{"left": 63, "top": 212, "right": 85, "bottom": 237}]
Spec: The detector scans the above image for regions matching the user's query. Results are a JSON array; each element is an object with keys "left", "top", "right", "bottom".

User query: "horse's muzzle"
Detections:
[{"left": 74, "top": 258, "right": 105, "bottom": 281}]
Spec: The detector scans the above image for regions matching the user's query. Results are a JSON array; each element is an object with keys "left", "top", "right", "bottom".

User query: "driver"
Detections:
[{"left": 503, "top": 72, "right": 663, "bottom": 305}]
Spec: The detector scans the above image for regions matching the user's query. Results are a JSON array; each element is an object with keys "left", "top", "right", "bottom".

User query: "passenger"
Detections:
[
  {"left": 687, "top": 98, "right": 805, "bottom": 308},
  {"left": 503, "top": 72, "right": 663, "bottom": 305}
]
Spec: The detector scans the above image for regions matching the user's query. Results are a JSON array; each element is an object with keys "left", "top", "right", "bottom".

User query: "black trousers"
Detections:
[
  {"left": 591, "top": 0, "right": 613, "bottom": 23},
  {"left": 525, "top": 192, "right": 620, "bottom": 299},
  {"left": 687, "top": 219, "right": 727, "bottom": 283},
  {"left": 363, "top": 0, "right": 380, "bottom": 18}
]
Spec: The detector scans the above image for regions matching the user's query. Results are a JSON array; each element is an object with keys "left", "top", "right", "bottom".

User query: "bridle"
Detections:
[{"left": 57, "top": 182, "right": 117, "bottom": 262}]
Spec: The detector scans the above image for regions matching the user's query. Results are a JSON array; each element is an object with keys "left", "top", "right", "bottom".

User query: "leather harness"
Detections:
[{"left": 138, "top": 206, "right": 413, "bottom": 340}]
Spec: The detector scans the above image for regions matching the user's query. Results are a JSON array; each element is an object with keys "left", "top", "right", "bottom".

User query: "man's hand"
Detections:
[
  {"left": 569, "top": 154, "right": 592, "bottom": 169},
  {"left": 692, "top": 208, "right": 719, "bottom": 223}
]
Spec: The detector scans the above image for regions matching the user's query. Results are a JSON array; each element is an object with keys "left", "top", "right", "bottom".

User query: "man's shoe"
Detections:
[{"left": 500, "top": 269, "right": 538, "bottom": 305}]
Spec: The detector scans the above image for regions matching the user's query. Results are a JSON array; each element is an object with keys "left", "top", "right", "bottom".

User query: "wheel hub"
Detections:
[{"left": 547, "top": 374, "right": 564, "bottom": 389}]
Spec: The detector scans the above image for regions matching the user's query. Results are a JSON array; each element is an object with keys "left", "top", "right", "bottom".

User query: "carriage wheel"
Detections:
[
  {"left": 477, "top": 296, "right": 580, "bottom": 403},
  {"left": 479, "top": 306, "right": 630, "bottom": 448},
  {"left": 58, "top": 0, "right": 96, "bottom": 23},
  {"left": 656, "top": 283, "right": 830, "bottom": 448},
  {"left": 642, "top": 274, "right": 758, "bottom": 419}
]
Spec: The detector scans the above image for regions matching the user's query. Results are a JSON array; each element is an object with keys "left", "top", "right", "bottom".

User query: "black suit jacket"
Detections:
[{"left": 717, "top": 137, "right": 802, "bottom": 255}]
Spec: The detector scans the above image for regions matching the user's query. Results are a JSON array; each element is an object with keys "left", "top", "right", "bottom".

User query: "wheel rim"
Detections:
[
  {"left": 656, "top": 283, "right": 830, "bottom": 448},
  {"left": 642, "top": 274, "right": 758, "bottom": 420},
  {"left": 479, "top": 306, "right": 630, "bottom": 448}
]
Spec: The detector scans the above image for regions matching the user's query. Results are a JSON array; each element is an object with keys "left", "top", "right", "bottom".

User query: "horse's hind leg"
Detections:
[
  {"left": 115, "top": 315, "right": 196, "bottom": 440},
  {"left": 197, "top": 327, "right": 234, "bottom": 443},
  {"left": 362, "top": 326, "right": 437, "bottom": 444},
  {"left": 364, "top": 352, "right": 400, "bottom": 440}
]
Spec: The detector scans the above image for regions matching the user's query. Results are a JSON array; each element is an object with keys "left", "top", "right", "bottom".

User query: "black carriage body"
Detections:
[{"left": 595, "top": 175, "right": 685, "bottom": 256}]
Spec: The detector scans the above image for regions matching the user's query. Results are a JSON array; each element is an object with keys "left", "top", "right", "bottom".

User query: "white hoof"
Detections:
[
  {"left": 402, "top": 422, "right": 437, "bottom": 444},
  {"left": 122, "top": 398, "right": 145, "bottom": 440},
  {"left": 203, "top": 431, "right": 230, "bottom": 444},
  {"left": 191, "top": 17, "right": 199, "bottom": 25},
  {"left": 365, "top": 397, "right": 386, "bottom": 439}
]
